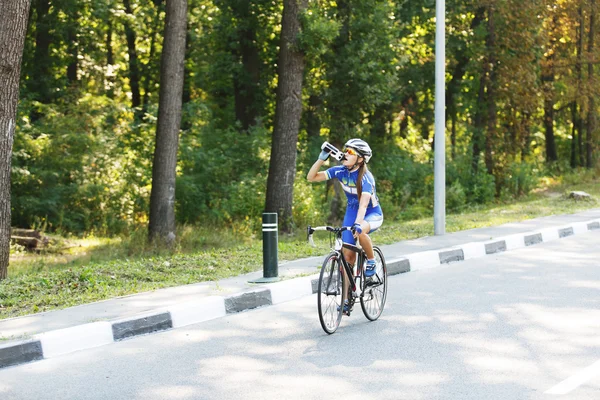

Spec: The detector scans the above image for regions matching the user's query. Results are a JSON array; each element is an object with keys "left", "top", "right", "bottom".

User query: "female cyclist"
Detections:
[{"left": 306, "top": 138, "right": 384, "bottom": 278}]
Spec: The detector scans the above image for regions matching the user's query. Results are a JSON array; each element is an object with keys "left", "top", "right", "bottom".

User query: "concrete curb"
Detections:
[{"left": 1, "top": 218, "right": 599, "bottom": 370}]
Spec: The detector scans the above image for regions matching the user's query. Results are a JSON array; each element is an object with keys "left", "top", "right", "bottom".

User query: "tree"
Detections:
[
  {"left": 265, "top": 0, "right": 308, "bottom": 232},
  {"left": 27, "top": 0, "right": 53, "bottom": 105},
  {"left": 123, "top": 0, "right": 142, "bottom": 110},
  {"left": 586, "top": 0, "right": 596, "bottom": 168},
  {"left": 0, "top": 0, "right": 32, "bottom": 280},
  {"left": 148, "top": 0, "right": 188, "bottom": 242},
  {"left": 542, "top": 12, "right": 559, "bottom": 164},
  {"left": 230, "top": 0, "right": 263, "bottom": 132}
]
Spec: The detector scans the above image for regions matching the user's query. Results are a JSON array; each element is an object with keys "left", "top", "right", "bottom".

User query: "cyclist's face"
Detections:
[{"left": 342, "top": 147, "right": 360, "bottom": 166}]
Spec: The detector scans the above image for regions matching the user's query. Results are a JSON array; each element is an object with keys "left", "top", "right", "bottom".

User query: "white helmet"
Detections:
[{"left": 344, "top": 138, "right": 372, "bottom": 163}]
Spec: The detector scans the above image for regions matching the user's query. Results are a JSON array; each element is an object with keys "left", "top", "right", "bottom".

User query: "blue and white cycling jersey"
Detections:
[
  {"left": 325, "top": 165, "right": 382, "bottom": 212},
  {"left": 325, "top": 165, "right": 384, "bottom": 244}
]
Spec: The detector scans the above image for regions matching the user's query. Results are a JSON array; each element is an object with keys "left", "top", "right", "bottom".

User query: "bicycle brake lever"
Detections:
[{"left": 307, "top": 226, "right": 316, "bottom": 246}]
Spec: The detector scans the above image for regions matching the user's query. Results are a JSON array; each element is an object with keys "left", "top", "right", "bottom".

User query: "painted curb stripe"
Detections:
[
  {"left": 387, "top": 258, "right": 410, "bottom": 275},
  {"left": 224, "top": 289, "right": 272, "bottom": 313},
  {"left": 524, "top": 233, "right": 543, "bottom": 246},
  {"left": 485, "top": 240, "right": 507, "bottom": 254},
  {"left": 439, "top": 249, "right": 464, "bottom": 264},
  {"left": 0, "top": 340, "right": 43, "bottom": 369},
  {"left": 112, "top": 312, "right": 173, "bottom": 341},
  {"left": 559, "top": 227, "right": 574, "bottom": 238}
]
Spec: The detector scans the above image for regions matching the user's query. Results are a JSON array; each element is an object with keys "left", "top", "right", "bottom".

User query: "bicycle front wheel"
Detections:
[
  {"left": 360, "top": 246, "right": 387, "bottom": 321},
  {"left": 317, "top": 253, "right": 345, "bottom": 334}
]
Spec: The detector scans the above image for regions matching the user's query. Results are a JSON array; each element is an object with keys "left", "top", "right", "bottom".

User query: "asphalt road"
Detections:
[{"left": 2, "top": 232, "right": 600, "bottom": 400}]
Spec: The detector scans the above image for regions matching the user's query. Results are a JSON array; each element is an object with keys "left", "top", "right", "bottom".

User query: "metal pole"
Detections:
[
  {"left": 249, "top": 213, "right": 280, "bottom": 283},
  {"left": 434, "top": 0, "right": 446, "bottom": 235}
]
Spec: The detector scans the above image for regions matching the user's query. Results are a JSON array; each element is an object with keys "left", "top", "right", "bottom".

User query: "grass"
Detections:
[{"left": 1, "top": 177, "right": 599, "bottom": 320}]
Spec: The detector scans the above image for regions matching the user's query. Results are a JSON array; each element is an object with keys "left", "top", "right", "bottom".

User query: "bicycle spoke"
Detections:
[
  {"left": 318, "top": 254, "right": 344, "bottom": 334},
  {"left": 360, "top": 247, "right": 387, "bottom": 321}
]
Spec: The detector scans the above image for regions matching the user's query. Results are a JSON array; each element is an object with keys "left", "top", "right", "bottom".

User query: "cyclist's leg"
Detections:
[
  {"left": 341, "top": 210, "right": 358, "bottom": 302},
  {"left": 341, "top": 208, "right": 358, "bottom": 265},
  {"left": 356, "top": 213, "right": 383, "bottom": 260},
  {"left": 341, "top": 248, "right": 351, "bottom": 309}
]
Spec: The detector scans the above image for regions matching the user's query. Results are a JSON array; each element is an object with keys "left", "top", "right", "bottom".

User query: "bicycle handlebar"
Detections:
[{"left": 307, "top": 225, "right": 354, "bottom": 247}]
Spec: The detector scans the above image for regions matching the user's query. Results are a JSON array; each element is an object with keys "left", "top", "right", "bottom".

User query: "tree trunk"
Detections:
[
  {"left": 142, "top": 0, "right": 164, "bottom": 112},
  {"left": 181, "top": 27, "right": 193, "bottom": 130},
  {"left": 521, "top": 112, "right": 532, "bottom": 160},
  {"left": 471, "top": 73, "right": 487, "bottom": 173},
  {"left": 66, "top": 3, "right": 79, "bottom": 85},
  {"left": 586, "top": 0, "right": 596, "bottom": 168},
  {"left": 123, "top": 0, "right": 142, "bottom": 109},
  {"left": 484, "top": 5, "right": 497, "bottom": 177},
  {"left": 232, "top": 0, "right": 262, "bottom": 132},
  {"left": 29, "top": 0, "right": 52, "bottom": 105},
  {"left": 106, "top": 19, "right": 115, "bottom": 99},
  {"left": 451, "top": 110, "right": 456, "bottom": 160},
  {"left": 148, "top": 0, "right": 188, "bottom": 243},
  {"left": 576, "top": 5, "right": 584, "bottom": 167},
  {"left": 542, "top": 72, "right": 558, "bottom": 163},
  {"left": 265, "top": 0, "right": 308, "bottom": 233},
  {"left": 571, "top": 102, "right": 578, "bottom": 168},
  {"left": 542, "top": 14, "right": 558, "bottom": 164},
  {"left": 0, "top": 0, "right": 31, "bottom": 280}
]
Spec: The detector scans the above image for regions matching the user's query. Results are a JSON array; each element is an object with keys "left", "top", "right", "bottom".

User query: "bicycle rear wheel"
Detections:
[
  {"left": 360, "top": 247, "right": 387, "bottom": 321},
  {"left": 317, "top": 253, "right": 345, "bottom": 334}
]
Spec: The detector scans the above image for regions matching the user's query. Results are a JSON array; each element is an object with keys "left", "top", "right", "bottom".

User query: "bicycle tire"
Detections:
[
  {"left": 360, "top": 246, "right": 387, "bottom": 321},
  {"left": 317, "top": 253, "right": 345, "bottom": 334}
]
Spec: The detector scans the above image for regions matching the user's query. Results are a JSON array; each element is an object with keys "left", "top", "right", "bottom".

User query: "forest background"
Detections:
[{"left": 7, "top": 0, "right": 600, "bottom": 260}]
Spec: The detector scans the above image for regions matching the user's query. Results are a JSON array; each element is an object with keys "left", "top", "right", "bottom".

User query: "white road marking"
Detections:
[{"left": 545, "top": 359, "right": 600, "bottom": 395}]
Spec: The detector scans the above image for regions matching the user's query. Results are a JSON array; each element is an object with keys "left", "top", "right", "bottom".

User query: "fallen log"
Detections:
[
  {"left": 11, "top": 228, "right": 43, "bottom": 239},
  {"left": 11, "top": 236, "right": 41, "bottom": 250},
  {"left": 568, "top": 191, "right": 593, "bottom": 201}
]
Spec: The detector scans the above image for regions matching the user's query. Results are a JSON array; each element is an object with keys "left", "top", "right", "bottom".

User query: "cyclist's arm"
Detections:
[
  {"left": 307, "top": 159, "right": 328, "bottom": 182},
  {"left": 354, "top": 192, "right": 372, "bottom": 225}
]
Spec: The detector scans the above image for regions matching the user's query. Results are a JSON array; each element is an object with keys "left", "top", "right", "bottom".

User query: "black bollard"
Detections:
[{"left": 249, "top": 213, "right": 280, "bottom": 283}]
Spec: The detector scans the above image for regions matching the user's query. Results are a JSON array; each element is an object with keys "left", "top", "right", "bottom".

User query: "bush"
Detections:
[
  {"left": 12, "top": 96, "right": 153, "bottom": 235},
  {"left": 468, "top": 170, "right": 496, "bottom": 204},
  {"left": 501, "top": 162, "right": 539, "bottom": 199},
  {"left": 176, "top": 123, "right": 269, "bottom": 227},
  {"left": 446, "top": 180, "right": 467, "bottom": 211},
  {"left": 370, "top": 145, "right": 433, "bottom": 211}
]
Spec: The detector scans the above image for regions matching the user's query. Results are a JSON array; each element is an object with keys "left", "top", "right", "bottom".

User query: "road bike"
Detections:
[{"left": 307, "top": 225, "right": 388, "bottom": 334}]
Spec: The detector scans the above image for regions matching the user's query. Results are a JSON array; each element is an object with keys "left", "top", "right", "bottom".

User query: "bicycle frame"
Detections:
[{"left": 308, "top": 225, "right": 366, "bottom": 295}]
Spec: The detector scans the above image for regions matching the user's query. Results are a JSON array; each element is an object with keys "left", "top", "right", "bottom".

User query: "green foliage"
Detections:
[
  {"left": 176, "top": 123, "right": 269, "bottom": 227},
  {"left": 12, "top": 96, "right": 154, "bottom": 235},
  {"left": 446, "top": 180, "right": 467, "bottom": 212},
  {"left": 469, "top": 171, "right": 497, "bottom": 204},
  {"left": 370, "top": 144, "right": 433, "bottom": 216},
  {"left": 501, "top": 162, "right": 540, "bottom": 199},
  {"left": 298, "top": 7, "right": 341, "bottom": 58}
]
